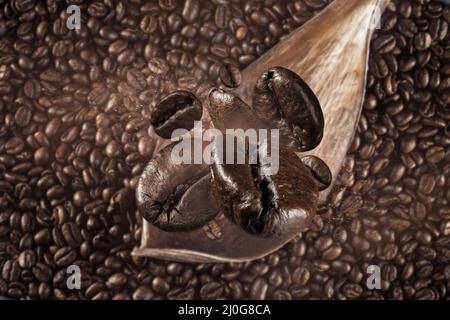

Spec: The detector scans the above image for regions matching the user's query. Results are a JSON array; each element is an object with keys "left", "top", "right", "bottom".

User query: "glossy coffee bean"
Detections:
[
  {"left": 211, "top": 144, "right": 319, "bottom": 238},
  {"left": 137, "top": 141, "right": 219, "bottom": 231},
  {"left": 301, "top": 155, "right": 332, "bottom": 191},
  {"left": 150, "top": 91, "right": 203, "bottom": 139},
  {"left": 219, "top": 64, "right": 242, "bottom": 88},
  {"left": 252, "top": 67, "right": 324, "bottom": 152},
  {"left": 207, "top": 88, "right": 257, "bottom": 132}
]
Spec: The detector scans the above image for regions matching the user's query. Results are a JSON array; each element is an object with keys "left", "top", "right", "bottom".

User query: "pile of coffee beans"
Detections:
[
  {"left": 139, "top": 66, "right": 330, "bottom": 237},
  {"left": 0, "top": 0, "right": 449, "bottom": 300}
]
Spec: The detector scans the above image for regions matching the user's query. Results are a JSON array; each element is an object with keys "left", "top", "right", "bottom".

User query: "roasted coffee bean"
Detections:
[
  {"left": 2, "top": 260, "right": 21, "bottom": 282},
  {"left": 14, "top": 106, "right": 32, "bottom": 127},
  {"left": 137, "top": 141, "right": 219, "bottom": 231},
  {"left": 342, "top": 283, "right": 363, "bottom": 299},
  {"left": 418, "top": 173, "right": 436, "bottom": 195},
  {"left": 219, "top": 64, "right": 242, "bottom": 88},
  {"left": 140, "top": 15, "right": 158, "bottom": 34},
  {"left": 150, "top": 91, "right": 203, "bottom": 139},
  {"left": 372, "top": 34, "right": 396, "bottom": 54},
  {"left": 18, "top": 250, "right": 36, "bottom": 269},
  {"left": 182, "top": 0, "right": 200, "bottom": 23},
  {"left": 127, "top": 69, "right": 147, "bottom": 90},
  {"left": 207, "top": 88, "right": 256, "bottom": 132},
  {"left": 88, "top": 84, "right": 109, "bottom": 106},
  {"left": 151, "top": 276, "right": 170, "bottom": 294},
  {"left": 33, "top": 147, "right": 50, "bottom": 165},
  {"left": 133, "top": 286, "right": 154, "bottom": 300},
  {"left": 250, "top": 277, "right": 268, "bottom": 300},
  {"left": 215, "top": 6, "right": 230, "bottom": 29},
  {"left": 292, "top": 267, "right": 310, "bottom": 285},
  {"left": 414, "top": 32, "right": 432, "bottom": 51},
  {"left": 252, "top": 67, "right": 324, "bottom": 152},
  {"left": 107, "top": 273, "right": 128, "bottom": 288},
  {"left": 6, "top": 137, "right": 25, "bottom": 155},
  {"left": 61, "top": 222, "right": 82, "bottom": 247},
  {"left": 199, "top": 281, "right": 223, "bottom": 300},
  {"left": 159, "top": 0, "right": 177, "bottom": 11},
  {"left": 211, "top": 144, "right": 318, "bottom": 238},
  {"left": 31, "top": 263, "right": 52, "bottom": 283},
  {"left": 54, "top": 247, "right": 77, "bottom": 267},
  {"left": 301, "top": 156, "right": 332, "bottom": 191},
  {"left": 400, "top": 134, "right": 417, "bottom": 153},
  {"left": 425, "top": 146, "right": 445, "bottom": 164}
]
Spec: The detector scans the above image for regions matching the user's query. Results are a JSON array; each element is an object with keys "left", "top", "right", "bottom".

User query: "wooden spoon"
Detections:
[{"left": 134, "top": 0, "right": 391, "bottom": 263}]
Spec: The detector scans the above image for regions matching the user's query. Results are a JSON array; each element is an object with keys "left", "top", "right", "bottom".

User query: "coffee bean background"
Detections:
[{"left": 0, "top": 0, "right": 449, "bottom": 300}]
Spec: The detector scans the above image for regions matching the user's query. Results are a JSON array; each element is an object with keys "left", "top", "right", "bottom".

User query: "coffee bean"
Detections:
[
  {"left": 301, "top": 156, "right": 332, "bottom": 191},
  {"left": 34, "top": 228, "right": 51, "bottom": 245},
  {"left": 425, "top": 146, "right": 445, "bottom": 164},
  {"left": 418, "top": 173, "right": 436, "bottom": 195},
  {"left": 292, "top": 267, "right": 310, "bottom": 285},
  {"left": 409, "top": 201, "right": 427, "bottom": 221},
  {"left": 23, "top": 78, "right": 40, "bottom": 99},
  {"left": 88, "top": 84, "right": 110, "bottom": 106},
  {"left": 389, "top": 163, "right": 406, "bottom": 183},
  {"left": 150, "top": 91, "right": 202, "bottom": 139},
  {"left": 2, "top": 260, "right": 21, "bottom": 282},
  {"left": 127, "top": 69, "right": 147, "bottom": 90},
  {"left": 342, "top": 283, "right": 363, "bottom": 299},
  {"left": 219, "top": 64, "right": 242, "bottom": 88},
  {"left": 88, "top": 2, "right": 108, "bottom": 17},
  {"left": 200, "top": 281, "right": 223, "bottom": 299},
  {"left": 159, "top": 0, "right": 177, "bottom": 11},
  {"left": 15, "top": 105, "right": 32, "bottom": 127},
  {"left": 400, "top": 134, "right": 417, "bottom": 153},
  {"left": 109, "top": 40, "right": 128, "bottom": 55},
  {"left": 252, "top": 67, "right": 324, "bottom": 152},
  {"left": 182, "top": 0, "right": 200, "bottom": 23},
  {"left": 215, "top": 6, "right": 230, "bottom": 29},
  {"left": 290, "top": 284, "right": 310, "bottom": 298},
  {"left": 133, "top": 286, "right": 154, "bottom": 300},
  {"left": 138, "top": 136, "right": 155, "bottom": 157},
  {"left": 148, "top": 57, "right": 170, "bottom": 75},
  {"left": 206, "top": 88, "right": 255, "bottom": 132},
  {"left": 414, "top": 32, "right": 432, "bottom": 51},
  {"left": 107, "top": 273, "right": 128, "bottom": 288},
  {"left": 250, "top": 277, "right": 268, "bottom": 300},
  {"left": 54, "top": 247, "right": 77, "bottom": 267},
  {"left": 31, "top": 263, "right": 52, "bottom": 283},
  {"left": 152, "top": 276, "right": 170, "bottom": 294},
  {"left": 6, "top": 137, "right": 25, "bottom": 155},
  {"left": 322, "top": 245, "right": 342, "bottom": 261},
  {"left": 273, "top": 290, "right": 292, "bottom": 300},
  {"left": 33, "top": 147, "right": 50, "bottom": 165},
  {"left": 61, "top": 222, "right": 82, "bottom": 247},
  {"left": 372, "top": 34, "right": 396, "bottom": 54},
  {"left": 211, "top": 143, "right": 318, "bottom": 237},
  {"left": 137, "top": 141, "right": 219, "bottom": 231},
  {"left": 18, "top": 250, "right": 36, "bottom": 268},
  {"left": 141, "top": 15, "right": 158, "bottom": 34}
]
